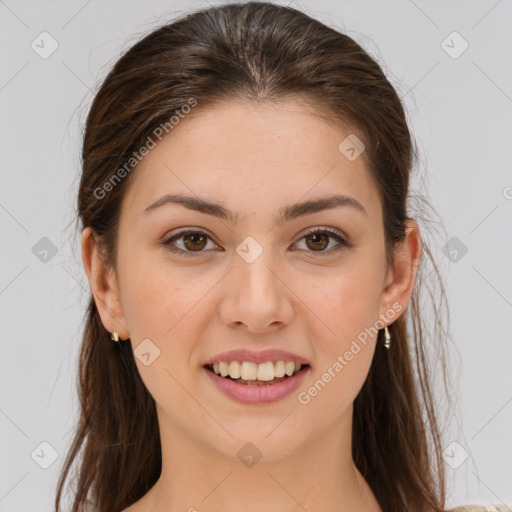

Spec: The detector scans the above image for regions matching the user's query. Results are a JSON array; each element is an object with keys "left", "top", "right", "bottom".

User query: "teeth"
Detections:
[
  {"left": 257, "top": 361, "right": 274, "bottom": 381},
  {"left": 241, "top": 361, "right": 258, "bottom": 380},
  {"left": 228, "top": 361, "right": 241, "bottom": 379},
  {"left": 285, "top": 361, "right": 295, "bottom": 376},
  {"left": 209, "top": 360, "right": 304, "bottom": 381},
  {"left": 274, "top": 360, "right": 286, "bottom": 378},
  {"left": 219, "top": 362, "right": 229, "bottom": 377}
]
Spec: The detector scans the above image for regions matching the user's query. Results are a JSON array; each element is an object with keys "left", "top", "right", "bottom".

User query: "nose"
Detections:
[{"left": 219, "top": 249, "right": 294, "bottom": 334}]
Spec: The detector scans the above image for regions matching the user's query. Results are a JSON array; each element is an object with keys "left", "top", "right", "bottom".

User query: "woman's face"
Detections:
[{"left": 84, "top": 99, "right": 418, "bottom": 462}]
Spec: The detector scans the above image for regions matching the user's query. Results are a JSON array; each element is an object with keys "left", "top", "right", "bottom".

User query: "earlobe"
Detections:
[
  {"left": 81, "top": 227, "right": 130, "bottom": 340},
  {"left": 379, "top": 219, "right": 422, "bottom": 321}
]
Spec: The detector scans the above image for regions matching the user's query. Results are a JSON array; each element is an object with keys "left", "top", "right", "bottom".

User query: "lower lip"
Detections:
[{"left": 203, "top": 366, "right": 309, "bottom": 404}]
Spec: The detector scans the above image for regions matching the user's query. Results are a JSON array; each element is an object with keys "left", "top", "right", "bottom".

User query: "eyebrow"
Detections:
[{"left": 143, "top": 193, "right": 368, "bottom": 223}]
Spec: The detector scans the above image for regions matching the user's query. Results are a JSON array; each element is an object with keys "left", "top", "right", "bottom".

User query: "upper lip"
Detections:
[{"left": 202, "top": 348, "right": 310, "bottom": 366}]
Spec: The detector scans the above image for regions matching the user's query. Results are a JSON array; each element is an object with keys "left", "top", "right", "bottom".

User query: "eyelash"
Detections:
[{"left": 161, "top": 227, "right": 351, "bottom": 257}]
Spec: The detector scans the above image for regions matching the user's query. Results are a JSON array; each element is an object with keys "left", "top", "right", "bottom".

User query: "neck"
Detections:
[{"left": 146, "top": 406, "right": 382, "bottom": 512}]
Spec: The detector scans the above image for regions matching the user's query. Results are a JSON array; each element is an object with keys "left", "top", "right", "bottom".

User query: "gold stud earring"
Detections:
[
  {"left": 111, "top": 325, "right": 120, "bottom": 342},
  {"left": 384, "top": 325, "right": 391, "bottom": 350}
]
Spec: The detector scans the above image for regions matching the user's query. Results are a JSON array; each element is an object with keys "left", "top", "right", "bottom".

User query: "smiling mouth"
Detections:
[{"left": 204, "top": 361, "right": 310, "bottom": 386}]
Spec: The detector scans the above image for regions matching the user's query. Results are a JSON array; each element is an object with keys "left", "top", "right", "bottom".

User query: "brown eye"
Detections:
[
  {"left": 162, "top": 227, "right": 351, "bottom": 258},
  {"left": 304, "top": 232, "right": 330, "bottom": 251},
  {"left": 163, "top": 230, "right": 217, "bottom": 256},
  {"left": 182, "top": 232, "right": 208, "bottom": 251},
  {"left": 294, "top": 228, "right": 350, "bottom": 254}
]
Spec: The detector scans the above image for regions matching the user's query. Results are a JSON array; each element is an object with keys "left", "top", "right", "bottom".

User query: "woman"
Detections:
[{"left": 54, "top": 2, "right": 509, "bottom": 512}]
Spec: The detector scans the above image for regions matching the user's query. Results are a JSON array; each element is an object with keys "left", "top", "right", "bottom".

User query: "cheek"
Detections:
[
  {"left": 293, "top": 255, "right": 382, "bottom": 409},
  {"left": 300, "top": 346, "right": 375, "bottom": 422},
  {"left": 297, "top": 277, "right": 378, "bottom": 418},
  {"left": 299, "top": 255, "right": 384, "bottom": 342},
  {"left": 120, "top": 260, "right": 214, "bottom": 422},
  {"left": 119, "top": 257, "right": 222, "bottom": 398},
  {"left": 119, "top": 246, "right": 210, "bottom": 341}
]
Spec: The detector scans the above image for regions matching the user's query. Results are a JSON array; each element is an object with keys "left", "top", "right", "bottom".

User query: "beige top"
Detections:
[{"left": 448, "top": 505, "right": 512, "bottom": 512}]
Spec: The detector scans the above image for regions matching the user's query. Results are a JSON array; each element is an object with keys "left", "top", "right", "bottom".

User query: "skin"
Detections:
[{"left": 81, "top": 99, "right": 422, "bottom": 512}]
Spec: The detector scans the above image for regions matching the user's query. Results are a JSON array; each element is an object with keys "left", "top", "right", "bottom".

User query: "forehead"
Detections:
[{"left": 120, "top": 99, "right": 381, "bottom": 224}]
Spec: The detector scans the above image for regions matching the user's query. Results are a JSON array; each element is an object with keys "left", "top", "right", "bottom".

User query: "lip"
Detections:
[
  {"left": 203, "top": 364, "right": 310, "bottom": 404},
  {"left": 202, "top": 348, "right": 310, "bottom": 366}
]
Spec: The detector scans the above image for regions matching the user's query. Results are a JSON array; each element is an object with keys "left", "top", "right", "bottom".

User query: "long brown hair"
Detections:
[{"left": 56, "top": 2, "right": 454, "bottom": 511}]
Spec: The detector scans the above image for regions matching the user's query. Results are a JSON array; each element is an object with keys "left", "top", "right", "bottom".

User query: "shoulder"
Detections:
[{"left": 447, "top": 505, "right": 512, "bottom": 512}]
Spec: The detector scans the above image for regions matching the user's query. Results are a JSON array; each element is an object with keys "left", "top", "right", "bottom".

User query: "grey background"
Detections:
[{"left": 1, "top": 0, "right": 511, "bottom": 510}]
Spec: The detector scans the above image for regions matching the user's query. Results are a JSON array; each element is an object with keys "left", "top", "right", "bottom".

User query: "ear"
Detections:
[
  {"left": 378, "top": 219, "right": 422, "bottom": 322},
  {"left": 81, "top": 227, "right": 130, "bottom": 340}
]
